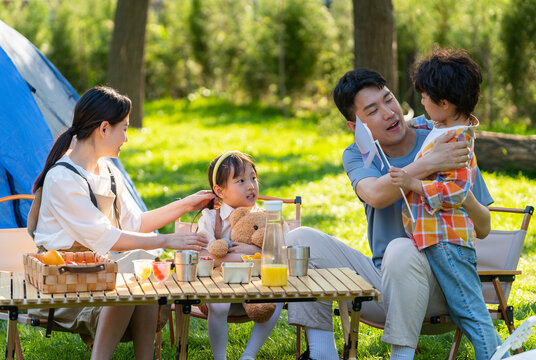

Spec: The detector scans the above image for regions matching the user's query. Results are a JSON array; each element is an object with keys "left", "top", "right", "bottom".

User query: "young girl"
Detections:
[
  {"left": 29, "top": 86, "right": 213, "bottom": 360},
  {"left": 197, "top": 151, "right": 283, "bottom": 360}
]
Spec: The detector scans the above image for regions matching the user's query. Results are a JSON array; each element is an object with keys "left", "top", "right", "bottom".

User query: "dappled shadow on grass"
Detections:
[
  {"left": 127, "top": 155, "right": 345, "bottom": 204},
  {"left": 489, "top": 168, "right": 536, "bottom": 180},
  {"left": 146, "top": 97, "right": 291, "bottom": 127}
]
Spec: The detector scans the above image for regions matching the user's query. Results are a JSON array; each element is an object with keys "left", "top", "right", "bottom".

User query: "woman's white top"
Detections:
[{"left": 34, "top": 155, "right": 142, "bottom": 254}]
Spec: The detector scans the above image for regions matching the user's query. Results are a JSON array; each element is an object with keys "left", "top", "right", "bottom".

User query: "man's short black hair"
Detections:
[
  {"left": 412, "top": 48, "right": 482, "bottom": 117},
  {"left": 333, "top": 68, "right": 387, "bottom": 122}
]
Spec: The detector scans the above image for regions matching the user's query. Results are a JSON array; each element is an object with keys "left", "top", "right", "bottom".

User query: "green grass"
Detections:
[{"left": 2, "top": 97, "right": 535, "bottom": 359}]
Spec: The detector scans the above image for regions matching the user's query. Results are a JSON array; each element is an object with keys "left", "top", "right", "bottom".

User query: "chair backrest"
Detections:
[
  {"left": 0, "top": 195, "right": 37, "bottom": 272},
  {"left": 475, "top": 206, "right": 533, "bottom": 304},
  {"left": 175, "top": 195, "right": 302, "bottom": 233}
]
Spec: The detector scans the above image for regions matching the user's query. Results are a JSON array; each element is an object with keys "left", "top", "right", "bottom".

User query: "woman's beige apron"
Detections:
[{"left": 28, "top": 184, "right": 167, "bottom": 345}]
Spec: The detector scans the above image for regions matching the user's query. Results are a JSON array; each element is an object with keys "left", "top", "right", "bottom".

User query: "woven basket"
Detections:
[{"left": 24, "top": 251, "right": 118, "bottom": 293}]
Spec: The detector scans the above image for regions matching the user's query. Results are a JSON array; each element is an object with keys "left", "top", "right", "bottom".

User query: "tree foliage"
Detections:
[
  {"left": 1, "top": 0, "right": 535, "bottom": 128},
  {"left": 501, "top": 0, "right": 536, "bottom": 123}
]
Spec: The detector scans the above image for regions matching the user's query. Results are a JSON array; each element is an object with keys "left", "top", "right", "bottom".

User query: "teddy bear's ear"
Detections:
[{"left": 230, "top": 207, "right": 251, "bottom": 227}]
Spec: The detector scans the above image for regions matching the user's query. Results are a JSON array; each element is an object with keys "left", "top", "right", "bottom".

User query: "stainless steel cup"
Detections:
[
  {"left": 287, "top": 245, "right": 310, "bottom": 276},
  {"left": 174, "top": 250, "right": 199, "bottom": 281}
]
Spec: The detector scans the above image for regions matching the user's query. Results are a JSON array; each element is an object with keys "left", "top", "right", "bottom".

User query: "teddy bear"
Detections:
[
  {"left": 208, "top": 207, "right": 266, "bottom": 258},
  {"left": 206, "top": 207, "right": 276, "bottom": 323}
]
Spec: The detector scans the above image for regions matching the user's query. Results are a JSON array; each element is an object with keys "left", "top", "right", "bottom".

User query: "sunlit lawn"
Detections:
[{"left": 2, "top": 96, "right": 535, "bottom": 359}]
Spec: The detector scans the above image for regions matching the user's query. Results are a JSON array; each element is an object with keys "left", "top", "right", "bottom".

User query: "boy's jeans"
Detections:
[{"left": 424, "top": 243, "right": 505, "bottom": 360}]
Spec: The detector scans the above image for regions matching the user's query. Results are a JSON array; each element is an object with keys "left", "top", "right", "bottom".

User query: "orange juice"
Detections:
[{"left": 261, "top": 264, "right": 287, "bottom": 286}]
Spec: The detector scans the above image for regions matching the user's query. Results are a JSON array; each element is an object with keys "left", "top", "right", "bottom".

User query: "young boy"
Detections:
[{"left": 389, "top": 48, "right": 504, "bottom": 360}]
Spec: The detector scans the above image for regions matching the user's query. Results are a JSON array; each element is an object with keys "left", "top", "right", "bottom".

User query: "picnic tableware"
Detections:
[
  {"left": 174, "top": 250, "right": 199, "bottom": 281},
  {"left": 287, "top": 245, "right": 310, "bottom": 276},
  {"left": 261, "top": 200, "right": 288, "bottom": 286},
  {"left": 221, "top": 262, "right": 253, "bottom": 283},
  {"left": 242, "top": 258, "right": 261, "bottom": 277},
  {"left": 132, "top": 259, "right": 153, "bottom": 280},
  {"left": 197, "top": 258, "right": 214, "bottom": 277},
  {"left": 152, "top": 261, "right": 171, "bottom": 283}
]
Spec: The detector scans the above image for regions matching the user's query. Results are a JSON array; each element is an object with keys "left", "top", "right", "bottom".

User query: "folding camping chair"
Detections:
[
  {"left": 348, "top": 205, "right": 533, "bottom": 359},
  {"left": 0, "top": 194, "right": 37, "bottom": 359},
  {"left": 159, "top": 195, "right": 302, "bottom": 357}
]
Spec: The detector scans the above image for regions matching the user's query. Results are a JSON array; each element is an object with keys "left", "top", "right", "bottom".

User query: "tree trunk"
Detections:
[
  {"left": 107, "top": 0, "right": 150, "bottom": 128},
  {"left": 475, "top": 131, "right": 536, "bottom": 173},
  {"left": 353, "top": 0, "right": 398, "bottom": 95}
]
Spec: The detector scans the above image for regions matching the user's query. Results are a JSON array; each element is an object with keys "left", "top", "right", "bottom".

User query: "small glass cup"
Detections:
[
  {"left": 133, "top": 259, "right": 153, "bottom": 280},
  {"left": 152, "top": 261, "right": 171, "bottom": 283}
]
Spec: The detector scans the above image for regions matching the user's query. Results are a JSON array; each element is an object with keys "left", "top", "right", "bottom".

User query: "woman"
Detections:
[{"left": 29, "top": 86, "right": 213, "bottom": 359}]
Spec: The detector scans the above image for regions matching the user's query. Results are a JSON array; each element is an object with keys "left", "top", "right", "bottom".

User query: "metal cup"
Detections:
[
  {"left": 287, "top": 245, "right": 310, "bottom": 276},
  {"left": 174, "top": 250, "right": 199, "bottom": 281}
]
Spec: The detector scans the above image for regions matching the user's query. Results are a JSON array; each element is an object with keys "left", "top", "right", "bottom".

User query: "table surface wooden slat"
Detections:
[
  {"left": 287, "top": 276, "right": 311, "bottom": 295},
  {"left": 173, "top": 273, "right": 196, "bottom": 296},
  {"left": 339, "top": 267, "right": 377, "bottom": 296},
  {"left": 163, "top": 274, "right": 186, "bottom": 298},
  {"left": 326, "top": 268, "right": 363, "bottom": 296},
  {"left": 25, "top": 277, "right": 40, "bottom": 304},
  {"left": 1, "top": 268, "right": 379, "bottom": 307},
  {"left": 181, "top": 278, "right": 207, "bottom": 298},
  {"left": 306, "top": 269, "right": 337, "bottom": 295},
  {"left": 122, "top": 273, "right": 146, "bottom": 299},
  {"left": 211, "top": 271, "right": 239, "bottom": 297},
  {"left": 12, "top": 272, "right": 24, "bottom": 303},
  {"left": 250, "top": 278, "right": 275, "bottom": 297},
  {"left": 111, "top": 274, "right": 130, "bottom": 299},
  {"left": 295, "top": 274, "right": 324, "bottom": 295},
  {"left": 315, "top": 268, "right": 349, "bottom": 295},
  {"left": 0, "top": 272, "right": 12, "bottom": 304}
]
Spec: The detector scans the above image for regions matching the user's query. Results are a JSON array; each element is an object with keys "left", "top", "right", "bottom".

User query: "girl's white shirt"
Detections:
[
  {"left": 33, "top": 155, "right": 142, "bottom": 254},
  {"left": 197, "top": 202, "right": 289, "bottom": 247},
  {"left": 197, "top": 202, "right": 251, "bottom": 245}
]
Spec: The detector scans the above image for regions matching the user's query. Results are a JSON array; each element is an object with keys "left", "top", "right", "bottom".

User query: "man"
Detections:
[{"left": 286, "top": 69, "right": 493, "bottom": 360}]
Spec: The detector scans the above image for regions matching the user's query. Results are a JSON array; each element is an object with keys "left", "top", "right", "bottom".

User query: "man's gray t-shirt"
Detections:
[{"left": 342, "top": 117, "right": 493, "bottom": 268}]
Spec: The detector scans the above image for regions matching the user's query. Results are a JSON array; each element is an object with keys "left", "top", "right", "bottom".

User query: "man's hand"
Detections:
[
  {"left": 421, "top": 131, "right": 470, "bottom": 174},
  {"left": 389, "top": 167, "right": 422, "bottom": 194}
]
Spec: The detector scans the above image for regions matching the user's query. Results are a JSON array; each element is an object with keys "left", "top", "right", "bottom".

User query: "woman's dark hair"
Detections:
[
  {"left": 333, "top": 68, "right": 387, "bottom": 122},
  {"left": 205, "top": 152, "right": 258, "bottom": 210},
  {"left": 412, "top": 48, "right": 482, "bottom": 117},
  {"left": 32, "top": 86, "right": 131, "bottom": 192}
]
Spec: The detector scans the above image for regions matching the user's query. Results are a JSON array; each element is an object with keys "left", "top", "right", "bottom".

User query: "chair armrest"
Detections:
[{"left": 478, "top": 270, "right": 521, "bottom": 283}]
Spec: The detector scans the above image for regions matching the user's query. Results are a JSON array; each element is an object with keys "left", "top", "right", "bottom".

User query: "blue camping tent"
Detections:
[{"left": 0, "top": 20, "right": 147, "bottom": 229}]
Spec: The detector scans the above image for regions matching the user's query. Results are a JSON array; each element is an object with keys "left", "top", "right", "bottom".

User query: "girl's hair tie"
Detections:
[{"left": 212, "top": 150, "right": 242, "bottom": 187}]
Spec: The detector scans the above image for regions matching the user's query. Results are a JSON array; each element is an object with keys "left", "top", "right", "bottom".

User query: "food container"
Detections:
[
  {"left": 242, "top": 258, "right": 261, "bottom": 277},
  {"left": 197, "top": 257, "right": 214, "bottom": 277},
  {"left": 221, "top": 262, "right": 253, "bottom": 283},
  {"left": 287, "top": 245, "right": 310, "bottom": 276},
  {"left": 24, "top": 251, "right": 117, "bottom": 294},
  {"left": 174, "top": 250, "right": 199, "bottom": 281}
]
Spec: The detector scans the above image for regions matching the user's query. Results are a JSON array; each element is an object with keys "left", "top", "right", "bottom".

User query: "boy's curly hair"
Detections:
[{"left": 412, "top": 48, "right": 482, "bottom": 117}]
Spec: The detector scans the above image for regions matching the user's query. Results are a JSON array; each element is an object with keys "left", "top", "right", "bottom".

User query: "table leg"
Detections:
[
  {"left": 339, "top": 299, "right": 350, "bottom": 342},
  {"left": 176, "top": 304, "right": 191, "bottom": 360},
  {"left": 343, "top": 300, "right": 362, "bottom": 360},
  {"left": 5, "top": 318, "right": 16, "bottom": 360}
]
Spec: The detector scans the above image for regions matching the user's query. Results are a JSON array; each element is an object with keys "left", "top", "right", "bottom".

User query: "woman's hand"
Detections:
[
  {"left": 165, "top": 232, "right": 209, "bottom": 251},
  {"left": 180, "top": 190, "right": 216, "bottom": 212},
  {"left": 228, "top": 242, "right": 260, "bottom": 255}
]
